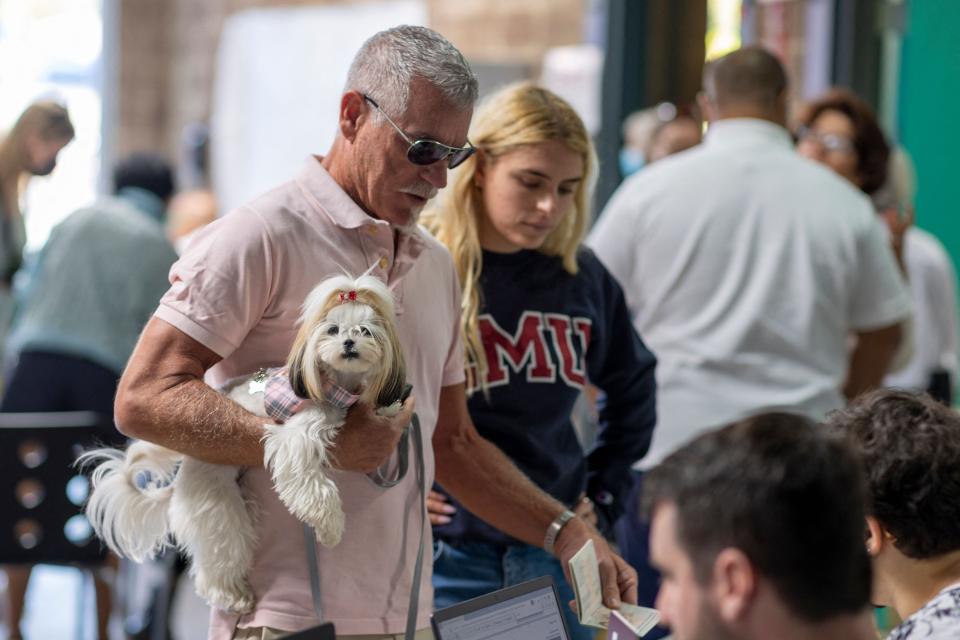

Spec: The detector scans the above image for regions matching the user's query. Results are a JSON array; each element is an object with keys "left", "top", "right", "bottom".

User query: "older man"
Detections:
[
  {"left": 115, "top": 26, "right": 632, "bottom": 640},
  {"left": 643, "top": 413, "right": 878, "bottom": 640}
]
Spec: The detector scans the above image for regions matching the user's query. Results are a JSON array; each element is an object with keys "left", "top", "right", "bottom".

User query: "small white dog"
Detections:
[{"left": 78, "top": 274, "right": 407, "bottom": 614}]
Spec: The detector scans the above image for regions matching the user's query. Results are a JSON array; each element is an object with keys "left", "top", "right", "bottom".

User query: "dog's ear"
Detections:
[
  {"left": 376, "top": 354, "right": 408, "bottom": 407},
  {"left": 287, "top": 339, "right": 311, "bottom": 399},
  {"left": 372, "top": 317, "right": 408, "bottom": 407}
]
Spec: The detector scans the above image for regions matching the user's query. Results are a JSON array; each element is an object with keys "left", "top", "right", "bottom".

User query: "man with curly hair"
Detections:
[{"left": 826, "top": 389, "right": 960, "bottom": 640}]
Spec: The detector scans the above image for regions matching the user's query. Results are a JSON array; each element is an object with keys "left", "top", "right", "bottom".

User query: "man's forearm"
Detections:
[
  {"left": 120, "top": 378, "right": 266, "bottom": 466},
  {"left": 435, "top": 428, "right": 566, "bottom": 549},
  {"left": 844, "top": 323, "right": 903, "bottom": 400}
]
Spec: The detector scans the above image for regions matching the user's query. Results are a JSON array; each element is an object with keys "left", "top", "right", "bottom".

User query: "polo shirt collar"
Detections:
[
  {"left": 704, "top": 118, "right": 793, "bottom": 150},
  {"left": 295, "top": 155, "right": 375, "bottom": 230},
  {"left": 293, "top": 155, "right": 428, "bottom": 311}
]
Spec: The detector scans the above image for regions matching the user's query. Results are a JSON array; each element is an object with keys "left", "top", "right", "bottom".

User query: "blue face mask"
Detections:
[{"left": 619, "top": 148, "right": 645, "bottom": 178}]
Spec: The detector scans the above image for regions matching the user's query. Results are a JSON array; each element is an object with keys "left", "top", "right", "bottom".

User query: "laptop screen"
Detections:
[{"left": 432, "top": 577, "right": 570, "bottom": 640}]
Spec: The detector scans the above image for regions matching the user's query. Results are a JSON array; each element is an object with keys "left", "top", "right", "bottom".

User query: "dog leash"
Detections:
[{"left": 303, "top": 414, "right": 425, "bottom": 640}]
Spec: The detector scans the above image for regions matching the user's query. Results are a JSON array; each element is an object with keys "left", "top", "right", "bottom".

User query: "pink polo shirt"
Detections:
[{"left": 155, "top": 157, "right": 464, "bottom": 637}]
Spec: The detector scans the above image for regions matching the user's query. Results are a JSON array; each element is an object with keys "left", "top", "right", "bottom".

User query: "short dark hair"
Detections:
[
  {"left": 642, "top": 413, "right": 871, "bottom": 622},
  {"left": 796, "top": 88, "right": 890, "bottom": 194},
  {"left": 703, "top": 46, "right": 787, "bottom": 111},
  {"left": 112, "top": 152, "right": 175, "bottom": 202},
  {"left": 826, "top": 389, "right": 960, "bottom": 559}
]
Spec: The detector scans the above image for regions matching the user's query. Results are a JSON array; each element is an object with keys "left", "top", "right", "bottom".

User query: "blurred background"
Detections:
[{"left": 0, "top": 0, "right": 956, "bottom": 637}]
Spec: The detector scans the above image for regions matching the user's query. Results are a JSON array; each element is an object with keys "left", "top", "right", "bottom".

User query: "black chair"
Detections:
[{"left": 0, "top": 411, "right": 115, "bottom": 638}]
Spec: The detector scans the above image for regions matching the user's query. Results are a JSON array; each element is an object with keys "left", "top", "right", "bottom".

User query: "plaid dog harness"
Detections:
[{"left": 253, "top": 367, "right": 360, "bottom": 423}]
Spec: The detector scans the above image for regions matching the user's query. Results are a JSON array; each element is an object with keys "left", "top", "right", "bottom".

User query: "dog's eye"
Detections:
[
  {"left": 360, "top": 327, "right": 372, "bottom": 337},
  {"left": 326, "top": 325, "right": 339, "bottom": 336}
]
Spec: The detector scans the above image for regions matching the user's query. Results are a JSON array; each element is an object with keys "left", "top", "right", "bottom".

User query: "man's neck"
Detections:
[
  {"left": 743, "top": 598, "right": 876, "bottom": 640},
  {"left": 319, "top": 149, "right": 403, "bottom": 249},
  {"left": 711, "top": 105, "right": 786, "bottom": 128},
  {"left": 885, "top": 549, "right": 960, "bottom": 620}
]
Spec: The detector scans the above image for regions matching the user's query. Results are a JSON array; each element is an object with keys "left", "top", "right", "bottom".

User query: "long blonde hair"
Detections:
[{"left": 422, "top": 83, "right": 597, "bottom": 391}]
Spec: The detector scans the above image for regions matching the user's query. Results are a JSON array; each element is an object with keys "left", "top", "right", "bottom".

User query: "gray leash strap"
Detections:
[
  {"left": 303, "top": 414, "right": 425, "bottom": 640},
  {"left": 405, "top": 414, "right": 425, "bottom": 640},
  {"left": 303, "top": 523, "right": 324, "bottom": 621}
]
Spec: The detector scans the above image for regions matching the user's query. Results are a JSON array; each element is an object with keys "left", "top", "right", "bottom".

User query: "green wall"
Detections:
[{"left": 898, "top": 1, "right": 960, "bottom": 263}]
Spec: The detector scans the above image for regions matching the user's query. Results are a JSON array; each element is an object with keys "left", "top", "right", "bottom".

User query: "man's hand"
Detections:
[
  {"left": 552, "top": 516, "right": 638, "bottom": 609},
  {"left": 330, "top": 396, "right": 415, "bottom": 472}
]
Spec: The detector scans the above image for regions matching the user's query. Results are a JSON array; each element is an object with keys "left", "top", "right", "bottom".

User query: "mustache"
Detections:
[{"left": 400, "top": 184, "right": 438, "bottom": 200}]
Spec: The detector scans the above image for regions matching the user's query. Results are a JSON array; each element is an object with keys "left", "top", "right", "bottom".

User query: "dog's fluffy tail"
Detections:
[{"left": 77, "top": 441, "right": 181, "bottom": 561}]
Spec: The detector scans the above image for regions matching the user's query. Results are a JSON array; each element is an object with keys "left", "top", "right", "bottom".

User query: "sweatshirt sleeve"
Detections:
[{"left": 582, "top": 251, "right": 657, "bottom": 527}]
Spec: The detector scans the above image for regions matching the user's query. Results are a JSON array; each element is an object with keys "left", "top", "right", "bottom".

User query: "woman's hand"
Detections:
[
  {"left": 574, "top": 493, "right": 598, "bottom": 528},
  {"left": 427, "top": 489, "right": 457, "bottom": 525}
]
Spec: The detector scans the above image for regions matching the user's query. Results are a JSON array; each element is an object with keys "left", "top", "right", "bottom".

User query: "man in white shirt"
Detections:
[
  {"left": 588, "top": 46, "right": 911, "bottom": 620},
  {"left": 876, "top": 148, "right": 958, "bottom": 402}
]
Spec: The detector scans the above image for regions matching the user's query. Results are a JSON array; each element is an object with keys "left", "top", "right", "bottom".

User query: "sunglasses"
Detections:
[{"left": 363, "top": 95, "right": 475, "bottom": 169}]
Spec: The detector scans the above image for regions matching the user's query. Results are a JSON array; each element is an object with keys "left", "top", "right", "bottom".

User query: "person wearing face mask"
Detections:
[
  {"left": 422, "top": 83, "right": 657, "bottom": 640},
  {"left": 0, "top": 101, "right": 74, "bottom": 290}
]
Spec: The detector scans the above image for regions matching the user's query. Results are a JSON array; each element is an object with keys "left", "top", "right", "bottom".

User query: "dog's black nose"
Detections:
[{"left": 343, "top": 339, "right": 355, "bottom": 349}]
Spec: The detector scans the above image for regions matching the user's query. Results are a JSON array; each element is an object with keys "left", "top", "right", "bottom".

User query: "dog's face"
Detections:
[
  {"left": 314, "top": 302, "right": 386, "bottom": 374},
  {"left": 289, "top": 274, "right": 407, "bottom": 406}
]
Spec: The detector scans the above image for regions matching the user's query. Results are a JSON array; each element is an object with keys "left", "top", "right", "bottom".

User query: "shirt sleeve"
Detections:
[
  {"left": 582, "top": 252, "right": 657, "bottom": 525},
  {"left": 848, "top": 213, "right": 913, "bottom": 331},
  {"left": 154, "top": 206, "right": 275, "bottom": 359}
]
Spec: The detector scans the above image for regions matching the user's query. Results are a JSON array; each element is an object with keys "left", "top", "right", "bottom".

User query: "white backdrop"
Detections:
[{"left": 211, "top": 1, "right": 427, "bottom": 214}]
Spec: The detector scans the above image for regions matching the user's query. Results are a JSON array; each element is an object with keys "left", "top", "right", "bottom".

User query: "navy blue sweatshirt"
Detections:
[{"left": 434, "top": 247, "right": 657, "bottom": 547}]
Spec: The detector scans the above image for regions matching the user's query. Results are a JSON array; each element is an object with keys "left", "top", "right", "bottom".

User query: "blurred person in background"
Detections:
[
  {"left": 797, "top": 91, "right": 957, "bottom": 403},
  {"left": 589, "top": 47, "right": 911, "bottom": 633},
  {"left": 167, "top": 188, "right": 218, "bottom": 254},
  {"left": 0, "top": 101, "right": 74, "bottom": 356},
  {"left": 422, "top": 83, "right": 656, "bottom": 640},
  {"left": 644, "top": 113, "right": 702, "bottom": 165},
  {"left": 643, "top": 413, "right": 877, "bottom": 640},
  {"left": 1, "top": 152, "right": 178, "bottom": 640},
  {"left": 619, "top": 102, "right": 699, "bottom": 178},
  {"left": 827, "top": 389, "right": 960, "bottom": 640}
]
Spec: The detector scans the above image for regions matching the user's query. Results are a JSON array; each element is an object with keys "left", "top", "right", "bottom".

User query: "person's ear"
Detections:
[
  {"left": 696, "top": 92, "right": 716, "bottom": 125},
  {"left": 865, "top": 517, "right": 886, "bottom": 556},
  {"left": 339, "top": 91, "right": 367, "bottom": 142},
  {"left": 473, "top": 150, "right": 488, "bottom": 190},
  {"left": 712, "top": 548, "right": 756, "bottom": 622}
]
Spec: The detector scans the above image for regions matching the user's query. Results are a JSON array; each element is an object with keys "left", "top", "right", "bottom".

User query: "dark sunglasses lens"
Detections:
[
  {"left": 447, "top": 146, "right": 475, "bottom": 169},
  {"left": 407, "top": 140, "right": 447, "bottom": 166}
]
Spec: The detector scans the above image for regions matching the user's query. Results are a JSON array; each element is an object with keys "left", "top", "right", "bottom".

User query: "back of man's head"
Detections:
[
  {"left": 345, "top": 25, "right": 478, "bottom": 120},
  {"left": 643, "top": 412, "right": 872, "bottom": 623},
  {"left": 702, "top": 46, "right": 788, "bottom": 122},
  {"left": 112, "top": 152, "right": 175, "bottom": 203}
]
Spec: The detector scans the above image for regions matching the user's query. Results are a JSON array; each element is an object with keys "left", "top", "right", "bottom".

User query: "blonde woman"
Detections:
[
  {"left": 0, "top": 101, "right": 74, "bottom": 287},
  {"left": 423, "top": 84, "right": 657, "bottom": 640}
]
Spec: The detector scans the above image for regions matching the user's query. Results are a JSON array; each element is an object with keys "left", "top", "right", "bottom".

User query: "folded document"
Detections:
[{"left": 567, "top": 539, "right": 660, "bottom": 637}]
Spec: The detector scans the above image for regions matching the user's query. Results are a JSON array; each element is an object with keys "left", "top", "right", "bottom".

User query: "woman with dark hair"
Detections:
[
  {"left": 797, "top": 90, "right": 958, "bottom": 404},
  {"left": 795, "top": 88, "right": 890, "bottom": 195},
  {"left": 827, "top": 389, "right": 960, "bottom": 640}
]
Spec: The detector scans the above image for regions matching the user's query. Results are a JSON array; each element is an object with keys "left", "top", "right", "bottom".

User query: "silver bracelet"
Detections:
[{"left": 543, "top": 509, "right": 576, "bottom": 555}]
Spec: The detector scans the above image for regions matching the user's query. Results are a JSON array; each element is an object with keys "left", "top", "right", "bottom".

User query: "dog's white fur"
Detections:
[{"left": 78, "top": 275, "right": 406, "bottom": 614}]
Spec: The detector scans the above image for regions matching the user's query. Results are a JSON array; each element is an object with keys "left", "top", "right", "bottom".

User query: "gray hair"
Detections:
[{"left": 345, "top": 25, "right": 478, "bottom": 120}]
